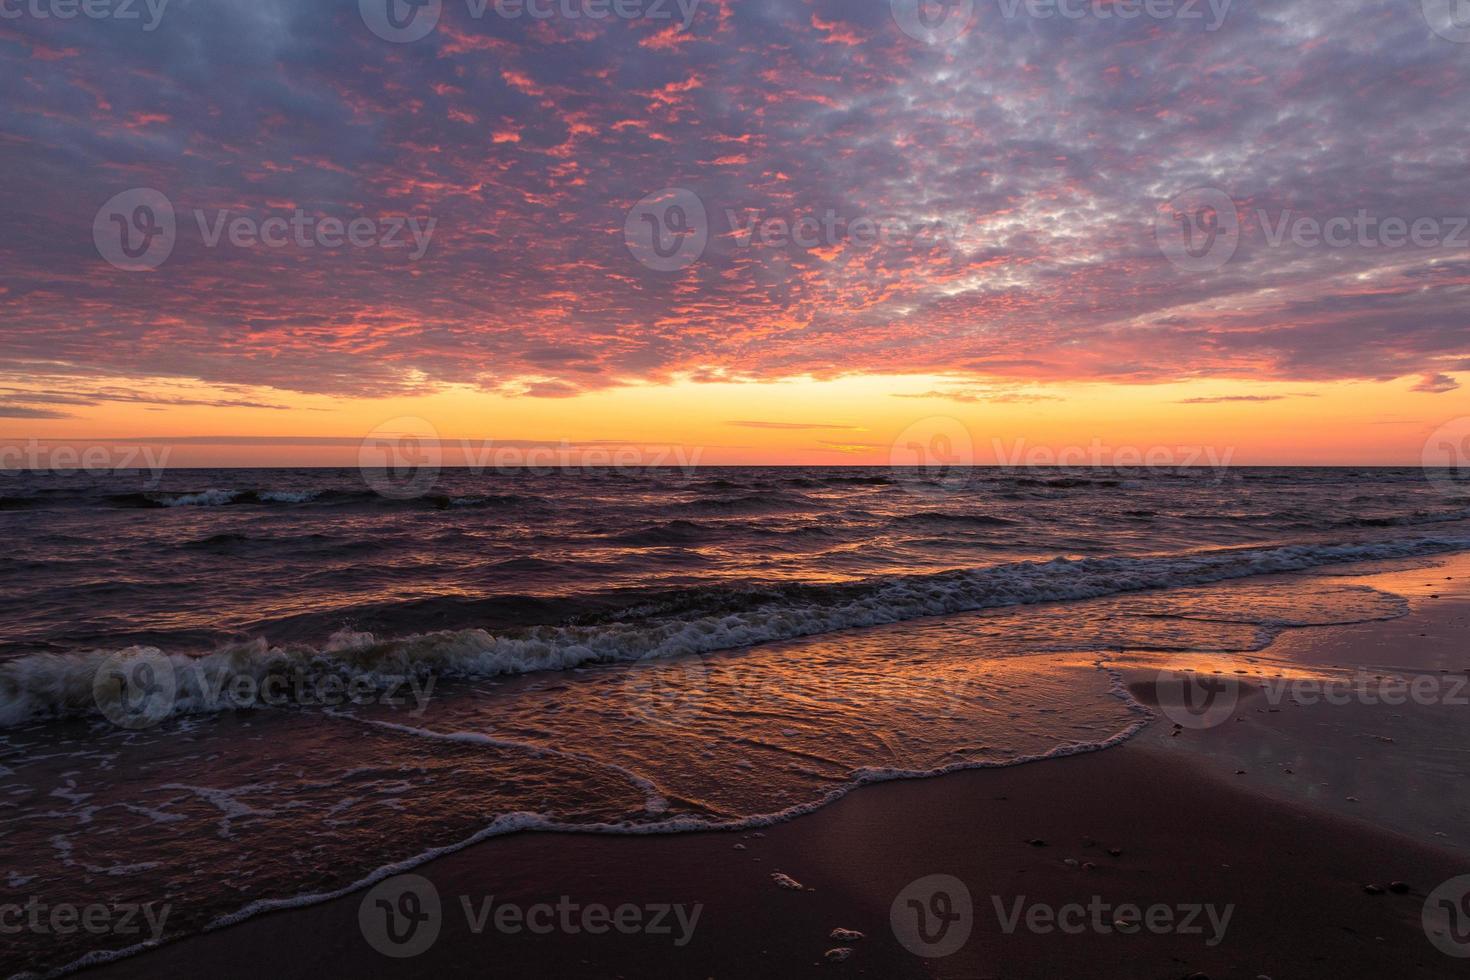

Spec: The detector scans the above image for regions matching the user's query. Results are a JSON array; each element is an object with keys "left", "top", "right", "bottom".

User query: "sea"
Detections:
[{"left": 2, "top": 465, "right": 1468, "bottom": 975}]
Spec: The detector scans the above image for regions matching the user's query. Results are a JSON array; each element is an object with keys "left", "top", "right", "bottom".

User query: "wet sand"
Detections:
[{"left": 78, "top": 555, "right": 1470, "bottom": 979}]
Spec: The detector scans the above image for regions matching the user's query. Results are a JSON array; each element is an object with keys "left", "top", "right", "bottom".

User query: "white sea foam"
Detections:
[
  {"left": 149, "top": 488, "right": 322, "bottom": 506},
  {"left": 159, "top": 489, "right": 240, "bottom": 507},
  {"left": 341, "top": 714, "right": 671, "bottom": 815},
  {"left": 2, "top": 536, "right": 1466, "bottom": 729},
  {"left": 255, "top": 490, "right": 321, "bottom": 504},
  {"left": 4, "top": 641, "right": 1175, "bottom": 980},
  {"left": 37, "top": 671, "right": 1154, "bottom": 980}
]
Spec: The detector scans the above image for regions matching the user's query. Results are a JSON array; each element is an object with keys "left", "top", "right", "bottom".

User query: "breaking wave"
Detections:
[{"left": 3, "top": 534, "right": 1467, "bottom": 729}]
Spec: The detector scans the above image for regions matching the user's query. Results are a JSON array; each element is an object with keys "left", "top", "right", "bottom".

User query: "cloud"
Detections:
[
  {"left": 0, "top": 0, "right": 1467, "bottom": 403},
  {"left": 0, "top": 405, "right": 70, "bottom": 419},
  {"left": 816, "top": 439, "right": 889, "bottom": 454},
  {"left": 727, "top": 420, "right": 860, "bottom": 430},
  {"left": 519, "top": 381, "right": 585, "bottom": 399},
  {"left": 1410, "top": 373, "right": 1461, "bottom": 394},
  {"left": 0, "top": 389, "right": 299, "bottom": 411},
  {"left": 1176, "top": 395, "right": 1289, "bottom": 404},
  {"left": 893, "top": 389, "right": 1062, "bottom": 404},
  {"left": 47, "top": 435, "right": 707, "bottom": 448}
]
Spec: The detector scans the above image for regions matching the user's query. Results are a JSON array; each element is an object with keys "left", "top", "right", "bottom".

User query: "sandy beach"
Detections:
[{"left": 76, "top": 554, "right": 1470, "bottom": 980}]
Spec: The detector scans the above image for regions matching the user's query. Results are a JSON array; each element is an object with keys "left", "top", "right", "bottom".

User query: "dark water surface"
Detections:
[
  {"left": 2, "top": 466, "right": 1467, "bottom": 659},
  {"left": 1, "top": 466, "right": 1468, "bottom": 976}
]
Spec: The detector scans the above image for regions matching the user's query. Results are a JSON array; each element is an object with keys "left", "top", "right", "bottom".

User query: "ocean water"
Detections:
[{"left": 2, "top": 466, "right": 1469, "bottom": 976}]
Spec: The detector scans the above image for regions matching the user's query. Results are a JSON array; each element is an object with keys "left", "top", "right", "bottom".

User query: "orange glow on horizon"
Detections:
[{"left": 2, "top": 372, "right": 1464, "bottom": 468}]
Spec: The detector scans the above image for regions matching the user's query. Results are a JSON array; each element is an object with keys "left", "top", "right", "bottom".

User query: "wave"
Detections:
[
  {"left": 178, "top": 532, "right": 392, "bottom": 561},
  {"left": 818, "top": 474, "right": 893, "bottom": 486},
  {"left": 102, "top": 489, "right": 307, "bottom": 508},
  {"left": 890, "top": 511, "right": 1018, "bottom": 527},
  {"left": 669, "top": 492, "right": 806, "bottom": 515},
  {"left": 181, "top": 532, "right": 255, "bottom": 550},
  {"left": 748, "top": 523, "right": 842, "bottom": 540},
  {"left": 29, "top": 488, "right": 545, "bottom": 510},
  {"left": 3, "top": 535, "right": 1467, "bottom": 729},
  {"left": 1331, "top": 508, "right": 1470, "bottom": 529},
  {"left": 43, "top": 672, "right": 1153, "bottom": 980},
  {"left": 1008, "top": 476, "right": 1123, "bottom": 489},
  {"left": 600, "top": 520, "right": 713, "bottom": 546},
  {"left": 0, "top": 495, "right": 45, "bottom": 510}
]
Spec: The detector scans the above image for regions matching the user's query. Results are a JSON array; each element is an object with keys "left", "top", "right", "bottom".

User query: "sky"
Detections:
[{"left": 1, "top": 0, "right": 1468, "bottom": 466}]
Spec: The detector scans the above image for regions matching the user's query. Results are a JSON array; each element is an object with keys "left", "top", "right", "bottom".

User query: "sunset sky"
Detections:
[{"left": 2, "top": 0, "right": 1467, "bottom": 466}]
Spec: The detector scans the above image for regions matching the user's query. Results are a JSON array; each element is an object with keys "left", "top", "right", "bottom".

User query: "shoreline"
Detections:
[
  {"left": 77, "top": 739, "right": 1467, "bottom": 979},
  {"left": 67, "top": 554, "right": 1470, "bottom": 979}
]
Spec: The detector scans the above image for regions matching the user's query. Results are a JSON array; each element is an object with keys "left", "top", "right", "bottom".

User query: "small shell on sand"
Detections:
[
  {"left": 829, "top": 928, "right": 864, "bottom": 941},
  {"left": 824, "top": 948, "right": 854, "bottom": 963},
  {"left": 771, "top": 872, "right": 804, "bottom": 890}
]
